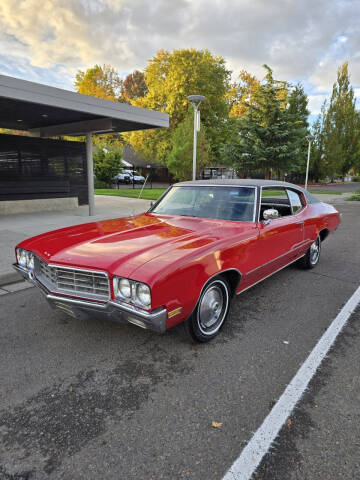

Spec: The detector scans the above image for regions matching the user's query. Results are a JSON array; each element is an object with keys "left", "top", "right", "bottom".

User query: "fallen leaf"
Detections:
[
  {"left": 211, "top": 421, "right": 223, "bottom": 429},
  {"left": 286, "top": 418, "right": 292, "bottom": 428},
  {"left": 69, "top": 386, "right": 73, "bottom": 393}
]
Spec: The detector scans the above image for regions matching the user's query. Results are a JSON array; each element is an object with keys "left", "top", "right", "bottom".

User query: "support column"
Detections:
[{"left": 86, "top": 132, "right": 95, "bottom": 216}]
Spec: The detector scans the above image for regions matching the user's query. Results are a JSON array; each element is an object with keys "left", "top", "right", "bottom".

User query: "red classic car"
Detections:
[{"left": 13, "top": 180, "right": 340, "bottom": 342}]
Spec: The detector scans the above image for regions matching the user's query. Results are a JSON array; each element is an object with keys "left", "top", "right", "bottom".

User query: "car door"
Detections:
[{"left": 243, "top": 187, "right": 305, "bottom": 287}]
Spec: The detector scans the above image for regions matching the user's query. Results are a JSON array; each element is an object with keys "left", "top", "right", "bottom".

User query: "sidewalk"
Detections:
[
  {"left": 0, "top": 195, "right": 151, "bottom": 286},
  {"left": 0, "top": 193, "right": 356, "bottom": 287}
]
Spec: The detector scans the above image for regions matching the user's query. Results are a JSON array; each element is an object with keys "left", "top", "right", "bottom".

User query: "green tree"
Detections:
[
  {"left": 74, "top": 64, "right": 123, "bottom": 101},
  {"left": 223, "top": 66, "right": 304, "bottom": 178},
  {"left": 287, "top": 83, "right": 309, "bottom": 173},
  {"left": 125, "top": 48, "right": 231, "bottom": 164},
  {"left": 93, "top": 144, "right": 123, "bottom": 185},
  {"left": 167, "top": 110, "right": 210, "bottom": 181},
  {"left": 323, "top": 62, "right": 360, "bottom": 177}
]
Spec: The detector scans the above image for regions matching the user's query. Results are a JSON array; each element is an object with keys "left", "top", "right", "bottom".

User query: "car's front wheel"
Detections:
[
  {"left": 298, "top": 235, "right": 321, "bottom": 269},
  {"left": 185, "top": 277, "right": 231, "bottom": 343}
]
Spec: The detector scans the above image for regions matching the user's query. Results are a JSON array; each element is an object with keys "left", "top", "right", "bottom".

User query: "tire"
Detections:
[
  {"left": 184, "top": 277, "right": 231, "bottom": 343},
  {"left": 297, "top": 235, "right": 321, "bottom": 269}
]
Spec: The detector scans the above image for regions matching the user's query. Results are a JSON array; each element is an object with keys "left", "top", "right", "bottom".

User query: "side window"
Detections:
[
  {"left": 260, "top": 187, "right": 292, "bottom": 218},
  {"left": 286, "top": 189, "right": 303, "bottom": 214}
]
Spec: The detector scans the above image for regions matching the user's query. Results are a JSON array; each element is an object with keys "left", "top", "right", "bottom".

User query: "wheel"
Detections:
[
  {"left": 184, "top": 277, "right": 231, "bottom": 343},
  {"left": 297, "top": 235, "right": 321, "bottom": 269}
]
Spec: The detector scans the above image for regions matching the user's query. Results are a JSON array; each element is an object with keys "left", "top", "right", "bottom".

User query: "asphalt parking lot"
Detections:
[{"left": 0, "top": 203, "right": 359, "bottom": 480}]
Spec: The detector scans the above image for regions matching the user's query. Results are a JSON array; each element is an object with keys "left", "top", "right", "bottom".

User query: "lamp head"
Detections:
[
  {"left": 305, "top": 135, "right": 315, "bottom": 142},
  {"left": 187, "top": 95, "right": 206, "bottom": 108}
]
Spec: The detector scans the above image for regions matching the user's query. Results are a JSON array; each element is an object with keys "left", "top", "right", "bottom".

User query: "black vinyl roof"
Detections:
[{"left": 173, "top": 179, "right": 320, "bottom": 203}]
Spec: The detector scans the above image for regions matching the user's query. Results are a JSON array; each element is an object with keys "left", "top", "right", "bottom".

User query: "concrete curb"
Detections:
[{"left": 0, "top": 271, "right": 23, "bottom": 287}]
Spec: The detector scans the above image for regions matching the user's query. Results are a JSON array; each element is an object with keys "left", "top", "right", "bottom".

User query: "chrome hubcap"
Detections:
[
  {"left": 199, "top": 285, "right": 224, "bottom": 329},
  {"left": 310, "top": 238, "right": 320, "bottom": 264}
]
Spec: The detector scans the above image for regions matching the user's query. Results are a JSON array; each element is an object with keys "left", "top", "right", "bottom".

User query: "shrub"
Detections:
[{"left": 94, "top": 177, "right": 111, "bottom": 189}]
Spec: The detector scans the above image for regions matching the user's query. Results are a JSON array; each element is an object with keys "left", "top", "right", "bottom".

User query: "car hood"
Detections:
[{"left": 19, "top": 213, "right": 254, "bottom": 280}]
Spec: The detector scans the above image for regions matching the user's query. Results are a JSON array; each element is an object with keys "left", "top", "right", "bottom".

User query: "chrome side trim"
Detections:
[{"left": 236, "top": 254, "right": 306, "bottom": 296}]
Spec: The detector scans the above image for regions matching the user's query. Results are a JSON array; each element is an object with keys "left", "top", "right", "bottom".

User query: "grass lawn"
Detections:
[
  {"left": 95, "top": 188, "right": 167, "bottom": 200},
  {"left": 308, "top": 189, "right": 342, "bottom": 195},
  {"left": 347, "top": 189, "right": 360, "bottom": 201}
]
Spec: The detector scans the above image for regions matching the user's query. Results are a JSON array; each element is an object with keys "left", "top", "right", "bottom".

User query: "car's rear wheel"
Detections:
[
  {"left": 184, "top": 277, "right": 231, "bottom": 343},
  {"left": 298, "top": 235, "right": 321, "bottom": 269}
]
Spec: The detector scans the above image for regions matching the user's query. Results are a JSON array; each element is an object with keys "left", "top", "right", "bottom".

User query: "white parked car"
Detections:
[
  {"left": 123, "top": 170, "right": 145, "bottom": 184},
  {"left": 114, "top": 171, "right": 131, "bottom": 184}
]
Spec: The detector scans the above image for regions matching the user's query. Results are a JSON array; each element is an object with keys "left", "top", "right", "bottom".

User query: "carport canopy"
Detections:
[{"left": 0, "top": 74, "right": 169, "bottom": 214}]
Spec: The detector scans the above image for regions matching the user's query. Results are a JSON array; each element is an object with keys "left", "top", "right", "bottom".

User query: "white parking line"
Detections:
[{"left": 223, "top": 285, "right": 360, "bottom": 480}]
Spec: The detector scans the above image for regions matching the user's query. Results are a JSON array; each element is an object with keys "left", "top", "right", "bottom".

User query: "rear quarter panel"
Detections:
[{"left": 303, "top": 202, "right": 340, "bottom": 246}]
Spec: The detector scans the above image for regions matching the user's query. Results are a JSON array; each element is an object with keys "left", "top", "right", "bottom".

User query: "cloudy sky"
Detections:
[{"left": 0, "top": 0, "right": 359, "bottom": 117}]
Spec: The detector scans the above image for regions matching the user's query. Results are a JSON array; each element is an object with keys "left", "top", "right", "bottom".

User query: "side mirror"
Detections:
[
  {"left": 150, "top": 201, "right": 155, "bottom": 208},
  {"left": 262, "top": 208, "right": 279, "bottom": 222}
]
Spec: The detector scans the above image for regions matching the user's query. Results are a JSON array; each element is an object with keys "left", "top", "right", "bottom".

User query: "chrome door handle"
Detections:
[{"left": 296, "top": 221, "right": 304, "bottom": 225}]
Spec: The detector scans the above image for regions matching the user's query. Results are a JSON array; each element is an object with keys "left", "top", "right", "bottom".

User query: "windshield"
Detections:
[{"left": 151, "top": 186, "right": 256, "bottom": 222}]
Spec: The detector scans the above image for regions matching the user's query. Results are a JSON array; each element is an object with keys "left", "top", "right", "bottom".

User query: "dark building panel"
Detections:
[{"left": 0, "top": 134, "right": 88, "bottom": 205}]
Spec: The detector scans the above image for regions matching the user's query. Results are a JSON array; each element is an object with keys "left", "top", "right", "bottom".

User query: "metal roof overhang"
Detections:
[{"left": 0, "top": 74, "right": 169, "bottom": 136}]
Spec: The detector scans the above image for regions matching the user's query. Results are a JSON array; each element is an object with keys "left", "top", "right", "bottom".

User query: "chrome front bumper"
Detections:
[{"left": 13, "top": 264, "right": 167, "bottom": 333}]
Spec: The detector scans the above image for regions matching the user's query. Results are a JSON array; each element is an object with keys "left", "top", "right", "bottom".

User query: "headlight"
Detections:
[
  {"left": 118, "top": 278, "right": 131, "bottom": 298},
  {"left": 136, "top": 283, "right": 151, "bottom": 306},
  {"left": 17, "top": 249, "right": 28, "bottom": 268},
  {"left": 27, "top": 252, "right": 34, "bottom": 270},
  {"left": 16, "top": 248, "right": 35, "bottom": 270},
  {"left": 113, "top": 277, "right": 151, "bottom": 309}
]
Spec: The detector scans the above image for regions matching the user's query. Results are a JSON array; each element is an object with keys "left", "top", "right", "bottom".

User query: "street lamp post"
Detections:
[
  {"left": 304, "top": 135, "right": 315, "bottom": 190},
  {"left": 187, "top": 95, "right": 205, "bottom": 181}
]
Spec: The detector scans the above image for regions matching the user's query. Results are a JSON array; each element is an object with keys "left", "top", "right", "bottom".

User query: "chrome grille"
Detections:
[{"left": 34, "top": 257, "right": 110, "bottom": 301}]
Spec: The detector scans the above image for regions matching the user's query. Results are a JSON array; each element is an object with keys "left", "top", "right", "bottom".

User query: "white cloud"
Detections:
[
  {"left": 308, "top": 95, "right": 327, "bottom": 115},
  {"left": 0, "top": 0, "right": 359, "bottom": 95}
]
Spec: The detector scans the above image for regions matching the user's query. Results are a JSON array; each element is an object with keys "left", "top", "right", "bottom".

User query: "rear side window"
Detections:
[
  {"left": 260, "top": 187, "right": 291, "bottom": 218},
  {"left": 286, "top": 189, "right": 303, "bottom": 214}
]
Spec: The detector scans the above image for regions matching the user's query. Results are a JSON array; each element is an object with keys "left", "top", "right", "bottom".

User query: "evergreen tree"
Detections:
[
  {"left": 287, "top": 83, "right": 310, "bottom": 174},
  {"left": 323, "top": 62, "right": 360, "bottom": 177},
  {"left": 225, "top": 66, "right": 304, "bottom": 178}
]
